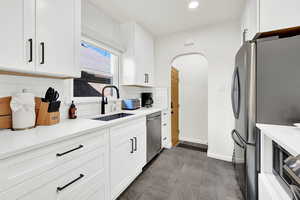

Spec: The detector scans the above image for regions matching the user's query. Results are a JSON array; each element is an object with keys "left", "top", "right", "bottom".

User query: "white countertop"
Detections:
[
  {"left": 0, "top": 107, "right": 162, "bottom": 160},
  {"left": 257, "top": 123, "right": 300, "bottom": 156}
]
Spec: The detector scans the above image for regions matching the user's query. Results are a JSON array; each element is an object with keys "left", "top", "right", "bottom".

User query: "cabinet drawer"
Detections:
[
  {"left": 1, "top": 144, "right": 109, "bottom": 200},
  {"left": 0, "top": 129, "right": 108, "bottom": 193},
  {"left": 59, "top": 170, "right": 108, "bottom": 200},
  {"left": 110, "top": 118, "right": 146, "bottom": 148}
]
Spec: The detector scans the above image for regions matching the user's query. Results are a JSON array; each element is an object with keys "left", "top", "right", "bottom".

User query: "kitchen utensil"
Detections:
[
  {"left": 44, "top": 87, "right": 60, "bottom": 102},
  {"left": 52, "top": 91, "right": 59, "bottom": 102},
  {"left": 48, "top": 101, "right": 61, "bottom": 113}
]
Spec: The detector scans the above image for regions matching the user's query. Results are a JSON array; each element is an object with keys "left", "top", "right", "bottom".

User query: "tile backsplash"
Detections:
[{"left": 0, "top": 74, "right": 153, "bottom": 119}]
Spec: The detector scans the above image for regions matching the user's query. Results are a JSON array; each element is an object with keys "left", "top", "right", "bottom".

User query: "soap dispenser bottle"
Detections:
[{"left": 69, "top": 101, "right": 77, "bottom": 119}]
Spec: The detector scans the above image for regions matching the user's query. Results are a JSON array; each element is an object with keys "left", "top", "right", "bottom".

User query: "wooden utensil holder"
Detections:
[
  {"left": 0, "top": 96, "right": 60, "bottom": 129},
  {"left": 36, "top": 102, "right": 60, "bottom": 126},
  {"left": 0, "top": 97, "right": 12, "bottom": 129}
]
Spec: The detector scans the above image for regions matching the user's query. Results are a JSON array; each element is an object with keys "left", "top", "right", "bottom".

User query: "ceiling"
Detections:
[{"left": 89, "top": 0, "right": 245, "bottom": 37}]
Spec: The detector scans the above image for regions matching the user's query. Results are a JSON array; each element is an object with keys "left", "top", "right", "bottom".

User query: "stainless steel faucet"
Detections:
[{"left": 101, "top": 85, "right": 120, "bottom": 115}]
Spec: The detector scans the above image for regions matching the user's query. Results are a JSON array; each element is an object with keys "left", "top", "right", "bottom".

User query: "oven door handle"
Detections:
[
  {"left": 290, "top": 185, "right": 300, "bottom": 200},
  {"left": 231, "top": 129, "right": 245, "bottom": 149}
]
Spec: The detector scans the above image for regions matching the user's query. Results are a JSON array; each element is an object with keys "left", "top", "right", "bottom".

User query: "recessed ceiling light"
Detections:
[{"left": 188, "top": 0, "right": 199, "bottom": 9}]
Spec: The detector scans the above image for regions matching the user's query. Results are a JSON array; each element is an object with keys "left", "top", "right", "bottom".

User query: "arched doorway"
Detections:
[{"left": 171, "top": 53, "right": 208, "bottom": 148}]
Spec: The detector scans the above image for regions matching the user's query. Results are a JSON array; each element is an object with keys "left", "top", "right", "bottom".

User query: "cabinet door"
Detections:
[
  {"left": 132, "top": 123, "right": 147, "bottom": 170},
  {"left": 36, "top": 0, "right": 78, "bottom": 76},
  {"left": 0, "top": 0, "right": 35, "bottom": 72},
  {"left": 260, "top": 0, "right": 300, "bottom": 32},
  {"left": 134, "top": 24, "right": 154, "bottom": 86},
  {"left": 134, "top": 25, "right": 147, "bottom": 86},
  {"left": 110, "top": 133, "right": 135, "bottom": 199},
  {"left": 144, "top": 31, "right": 154, "bottom": 86}
]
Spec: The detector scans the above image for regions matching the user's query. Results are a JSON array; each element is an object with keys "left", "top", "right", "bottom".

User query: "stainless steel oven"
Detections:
[{"left": 273, "top": 142, "right": 300, "bottom": 199}]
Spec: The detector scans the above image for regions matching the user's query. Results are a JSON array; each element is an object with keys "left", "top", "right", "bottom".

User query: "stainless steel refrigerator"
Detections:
[{"left": 231, "top": 33, "right": 300, "bottom": 200}]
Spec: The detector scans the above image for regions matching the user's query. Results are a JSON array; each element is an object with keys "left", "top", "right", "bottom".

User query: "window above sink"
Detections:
[{"left": 73, "top": 37, "right": 120, "bottom": 101}]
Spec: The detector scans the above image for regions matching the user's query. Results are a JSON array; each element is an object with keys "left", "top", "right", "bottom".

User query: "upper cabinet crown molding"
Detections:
[
  {"left": 0, "top": 0, "right": 81, "bottom": 78},
  {"left": 241, "top": 0, "right": 300, "bottom": 42},
  {"left": 120, "top": 22, "right": 155, "bottom": 87}
]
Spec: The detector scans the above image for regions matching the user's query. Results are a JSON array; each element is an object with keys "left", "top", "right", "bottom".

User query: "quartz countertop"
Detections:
[
  {"left": 0, "top": 107, "right": 162, "bottom": 160},
  {"left": 257, "top": 123, "right": 300, "bottom": 156}
]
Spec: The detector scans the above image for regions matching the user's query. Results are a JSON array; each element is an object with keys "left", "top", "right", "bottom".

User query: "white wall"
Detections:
[
  {"left": 155, "top": 20, "right": 241, "bottom": 161},
  {"left": 81, "top": 0, "right": 123, "bottom": 51},
  {"left": 172, "top": 54, "right": 208, "bottom": 144}
]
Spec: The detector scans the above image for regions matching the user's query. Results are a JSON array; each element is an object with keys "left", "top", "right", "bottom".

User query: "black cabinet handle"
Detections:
[
  {"left": 28, "top": 39, "right": 33, "bottom": 63},
  {"left": 57, "top": 174, "right": 84, "bottom": 192},
  {"left": 130, "top": 139, "right": 134, "bottom": 153},
  {"left": 144, "top": 74, "right": 147, "bottom": 83},
  {"left": 134, "top": 137, "right": 137, "bottom": 151},
  {"left": 56, "top": 145, "right": 84, "bottom": 157},
  {"left": 40, "top": 42, "right": 45, "bottom": 64}
]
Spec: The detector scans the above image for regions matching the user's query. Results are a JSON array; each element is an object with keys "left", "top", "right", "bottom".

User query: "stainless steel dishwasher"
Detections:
[{"left": 146, "top": 112, "right": 162, "bottom": 163}]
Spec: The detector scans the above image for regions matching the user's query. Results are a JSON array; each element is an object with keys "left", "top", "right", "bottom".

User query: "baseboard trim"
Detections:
[
  {"left": 207, "top": 152, "right": 233, "bottom": 162},
  {"left": 179, "top": 137, "right": 208, "bottom": 145},
  {"left": 163, "top": 142, "right": 172, "bottom": 149}
]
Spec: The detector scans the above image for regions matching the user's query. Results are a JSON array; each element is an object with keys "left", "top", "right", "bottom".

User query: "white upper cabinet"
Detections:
[
  {"left": 241, "top": 0, "right": 300, "bottom": 41},
  {"left": 0, "top": 0, "right": 81, "bottom": 78},
  {"left": 259, "top": 0, "right": 300, "bottom": 32},
  {"left": 121, "top": 22, "right": 154, "bottom": 87},
  {"left": 35, "top": 0, "right": 80, "bottom": 77},
  {"left": 0, "top": 0, "right": 35, "bottom": 72}
]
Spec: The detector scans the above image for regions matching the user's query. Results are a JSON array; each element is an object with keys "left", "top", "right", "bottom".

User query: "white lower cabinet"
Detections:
[
  {"left": 259, "top": 173, "right": 291, "bottom": 200},
  {"left": 161, "top": 109, "right": 171, "bottom": 148},
  {"left": 0, "top": 129, "right": 110, "bottom": 200},
  {"left": 0, "top": 117, "right": 148, "bottom": 200},
  {"left": 110, "top": 118, "right": 147, "bottom": 200}
]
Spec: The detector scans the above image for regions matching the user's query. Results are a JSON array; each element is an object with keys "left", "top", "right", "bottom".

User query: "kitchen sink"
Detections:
[{"left": 93, "top": 113, "right": 134, "bottom": 121}]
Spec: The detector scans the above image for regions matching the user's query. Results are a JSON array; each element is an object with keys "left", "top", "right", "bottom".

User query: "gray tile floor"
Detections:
[{"left": 118, "top": 147, "right": 243, "bottom": 200}]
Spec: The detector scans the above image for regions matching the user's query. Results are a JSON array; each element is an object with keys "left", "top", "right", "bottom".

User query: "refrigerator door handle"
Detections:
[
  {"left": 231, "top": 67, "right": 241, "bottom": 119},
  {"left": 231, "top": 129, "right": 245, "bottom": 149}
]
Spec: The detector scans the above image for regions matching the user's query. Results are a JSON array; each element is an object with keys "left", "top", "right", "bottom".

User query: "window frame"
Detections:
[{"left": 71, "top": 36, "right": 121, "bottom": 103}]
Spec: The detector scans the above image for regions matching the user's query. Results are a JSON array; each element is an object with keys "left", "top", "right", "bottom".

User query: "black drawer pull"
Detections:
[
  {"left": 40, "top": 42, "right": 45, "bottom": 64},
  {"left": 56, "top": 145, "right": 84, "bottom": 157},
  {"left": 28, "top": 39, "right": 33, "bottom": 62},
  {"left": 130, "top": 139, "right": 134, "bottom": 153},
  {"left": 57, "top": 174, "right": 84, "bottom": 192},
  {"left": 134, "top": 137, "right": 137, "bottom": 151}
]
